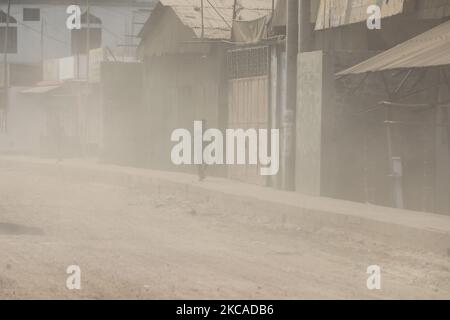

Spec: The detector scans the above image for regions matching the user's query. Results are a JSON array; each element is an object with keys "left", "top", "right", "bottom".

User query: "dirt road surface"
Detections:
[{"left": 0, "top": 165, "right": 449, "bottom": 299}]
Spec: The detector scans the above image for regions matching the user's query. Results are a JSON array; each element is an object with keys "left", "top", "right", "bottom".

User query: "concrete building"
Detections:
[
  {"left": 136, "top": 0, "right": 274, "bottom": 178},
  {"left": 0, "top": 0, "right": 156, "bottom": 157},
  {"left": 287, "top": 0, "right": 450, "bottom": 214},
  {"left": 0, "top": 0, "right": 156, "bottom": 66}
]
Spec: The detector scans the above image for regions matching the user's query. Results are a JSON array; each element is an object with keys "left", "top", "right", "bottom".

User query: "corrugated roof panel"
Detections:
[
  {"left": 160, "top": 0, "right": 274, "bottom": 39},
  {"left": 337, "top": 20, "right": 450, "bottom": 75},
  {"left": 315, "top": 0, "right": 405, "bottom": 30}
]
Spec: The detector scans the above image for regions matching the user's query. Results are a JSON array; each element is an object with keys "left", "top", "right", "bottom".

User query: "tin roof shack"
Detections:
[
  {"left": 291, "top": 0, "right": 450, "bottom": 214},
  {"left": 137, "top": 1, "right": 227, "bottom": 175},
  {"left": 137, "top": 1, "right": 274, "bottom": 175}
]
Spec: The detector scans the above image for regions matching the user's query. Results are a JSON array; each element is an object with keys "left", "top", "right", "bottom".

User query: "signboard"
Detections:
[
  {"left": 59, "top": 56, "right": 76, "bottom": 81},
  {"left": 58, "top": 55, "right": 88, "bottom": 80},
  {"left": 43, "top": 59, "right": 59, "bottom": 82},
  {"left": 315, "top": 0, "right": 405, "bottom": 30}
]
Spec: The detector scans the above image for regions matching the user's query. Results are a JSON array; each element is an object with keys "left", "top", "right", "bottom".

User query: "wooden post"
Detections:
[
  {"left": 86, "top": 0, "right": 90, "bottom": 80},
  {"left": 284, "top": 0, "right": 298, "bottom": 191},
  {"left": 201, "top": 0, "right": 205, "bottom": 39},
  {"left": 41, "top": 18, "right": 45, "bottom": 77},
  {"left": 444, "top": 103, "right": 450, "bottom": 214}
]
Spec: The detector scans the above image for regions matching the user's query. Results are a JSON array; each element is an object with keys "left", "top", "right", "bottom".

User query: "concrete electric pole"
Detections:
[
  {"left": 284, "top": 0, "right": 299, "bottom": 191},
  {"left": 2, "top": 0, "right": 11, "bottom": 132}
]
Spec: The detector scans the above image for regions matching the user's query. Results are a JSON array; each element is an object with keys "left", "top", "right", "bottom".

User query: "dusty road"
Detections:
[{"left": 0, "top": 165, "right": 449, "bottom": 299}]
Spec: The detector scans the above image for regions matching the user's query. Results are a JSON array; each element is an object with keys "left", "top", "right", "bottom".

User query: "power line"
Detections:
[
  {"left": 16, "top": 20, "right": 69, "bottom": 45},
  {"left": 9, "top": 8, "right": 139, "bottom": 53},
  {"left": 102, "top": 25, "right": 121, "bottom": 39},
  {"left": 42, "top": 11, "right": 121, "bottom": 42},
  {"left": 19, "top": 19, "right": 122, "bottom": 47},
  {"left": 94, "top": 6, "right": 130, "bottom": 19},
  {"left": 206, "top": 0, "right": 231, "bottom": 29},
  {"left": 94, "top": 6, "right": 147, "bottom": 39}
]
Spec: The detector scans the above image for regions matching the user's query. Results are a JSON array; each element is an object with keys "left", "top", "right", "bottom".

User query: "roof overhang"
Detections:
[{"left": 337, "top": 20, "right": 450, "bottom": 76}]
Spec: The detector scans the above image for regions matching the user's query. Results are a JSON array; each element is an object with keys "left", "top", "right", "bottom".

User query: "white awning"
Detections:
[{"left": 337, "top": 20, "right": 450, "bottom": 75}]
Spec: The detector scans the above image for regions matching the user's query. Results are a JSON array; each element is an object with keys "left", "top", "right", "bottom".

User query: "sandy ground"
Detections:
[{"left": 0, "top": 165, "right": 449, "bottom": 300}]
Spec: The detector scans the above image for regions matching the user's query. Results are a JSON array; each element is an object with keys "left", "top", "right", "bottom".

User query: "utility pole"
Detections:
[
  {"left": 86, "top": 0, "right": 90, "bottom": 81},
  {"left": 41, "top": 18, "right": 45, "bottom": 77},
  {"left": 233, "top": 0, "right": 238, "bottom": 20},
  {"left": 284, "top": 0, "right": 298, "bottom": 191},
  {"left": 298, "top": 0, "right": 312, "bottom": 53},
  {"left": 83, "top": 0, "right": 91, "bottom": 156},
  {"left": 201, "top": 0, "right": 205, "bottom": 39},
  {"left": 2, "top": 0, "right": 11, "bottom": 132}
]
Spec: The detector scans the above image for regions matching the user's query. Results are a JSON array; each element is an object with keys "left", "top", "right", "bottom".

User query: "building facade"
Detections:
[
  {"left": 292, "top": 0, "right": 450, "bottom": 214},
  {"left": 0, "top": 0, "right": 156, "bottom": 66}
]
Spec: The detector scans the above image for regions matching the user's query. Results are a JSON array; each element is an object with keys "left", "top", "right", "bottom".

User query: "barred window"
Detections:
[
  {"left": 23, "top": 8, "right": 40, "bottom": 22},
  {"left": 227, "top": 46, "right": 269, "bottom": 79}
]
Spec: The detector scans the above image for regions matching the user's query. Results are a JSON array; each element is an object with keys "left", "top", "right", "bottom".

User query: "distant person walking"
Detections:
[{"left": 198, "top": 119, "right": 207, "bottom": 181}]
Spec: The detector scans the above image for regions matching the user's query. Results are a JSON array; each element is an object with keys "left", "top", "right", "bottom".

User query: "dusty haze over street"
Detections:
[{"left": 1, "top": 0, "right": 450, "bottom": 301}]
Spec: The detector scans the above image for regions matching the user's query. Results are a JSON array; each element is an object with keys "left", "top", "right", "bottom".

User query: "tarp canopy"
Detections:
[
  {"left": 337, "top": 20, "right": 450, "bottom": 76},
  {"left": 231, "top": 15, "right": 269, "bottom": 43}
]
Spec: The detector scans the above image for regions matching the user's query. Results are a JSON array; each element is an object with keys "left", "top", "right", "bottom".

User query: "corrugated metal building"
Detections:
[
  {"left": 291, "top": 0, "right": 450, "bottom": 214},
  {"left": 137, "top": 0, "right": 275, "bottom": 180}
]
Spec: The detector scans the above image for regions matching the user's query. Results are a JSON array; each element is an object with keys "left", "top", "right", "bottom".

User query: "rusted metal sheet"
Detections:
[
  {"left": 337, "top": 20, "right": 450, "bottom": 75},
  {"left": 228, "top": 75, "right": 269, "bottom": 186},
  {"left": 315, "top": 0, "right": 405, "bottom": 30}
]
